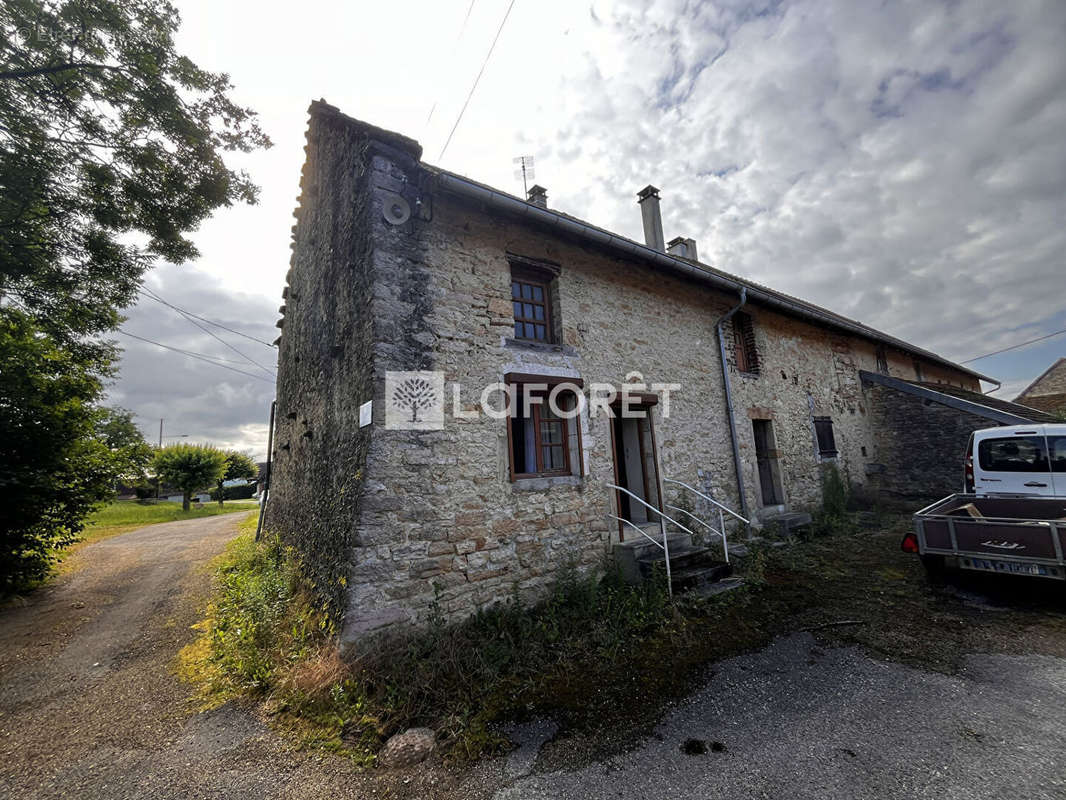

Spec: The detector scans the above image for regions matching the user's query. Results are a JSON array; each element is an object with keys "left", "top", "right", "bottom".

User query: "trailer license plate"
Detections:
[{"left": 961, "top": 558, "right": 1048, "bottom": 577}]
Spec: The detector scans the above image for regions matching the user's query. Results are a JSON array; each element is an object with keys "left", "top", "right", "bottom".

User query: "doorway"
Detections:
[
  {"left": 752, "top": 419, "right": 784, "bottom": 506},
  {"left": 611, "top": 411, "right": 661, "bottom": 534}
]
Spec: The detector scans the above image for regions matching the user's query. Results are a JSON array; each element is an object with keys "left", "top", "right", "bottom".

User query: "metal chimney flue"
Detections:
[
  {"left": 637, "top": 185, "right": 665, "bottom": 252},
  {"left": 527, "top": 184, "right": 548, "bottom": 209}
]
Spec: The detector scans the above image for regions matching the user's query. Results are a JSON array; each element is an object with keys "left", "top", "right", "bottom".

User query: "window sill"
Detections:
[
  {"left": 735, "top": 369, "right": 760, "bottom": 379},
  {"left": 504, "top": 337, "right": 578, "bottom": 357},
  {"left": 511, "top": 475, "right": 584, "bottom": 492}
]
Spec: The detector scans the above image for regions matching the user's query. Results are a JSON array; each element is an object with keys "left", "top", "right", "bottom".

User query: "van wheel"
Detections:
[{"left": 920, "top": 555, "right": 947, "bottom": 582}]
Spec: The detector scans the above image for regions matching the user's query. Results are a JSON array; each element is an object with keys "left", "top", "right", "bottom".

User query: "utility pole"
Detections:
[{"left": 157, "top": 419, "right": 163, "bottom": 498}]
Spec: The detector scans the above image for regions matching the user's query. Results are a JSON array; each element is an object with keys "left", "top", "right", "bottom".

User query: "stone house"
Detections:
[
  {"left": 266, "top": 102, "right": 1044, "bottom": 645},
  {"left": 1015, "top": 358, "right": 1066, "bottom": 417}
]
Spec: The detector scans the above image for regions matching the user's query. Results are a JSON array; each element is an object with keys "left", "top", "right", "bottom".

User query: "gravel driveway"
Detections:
[{"left": 1, "top": 517, "right": 1064, "bottom": 799}]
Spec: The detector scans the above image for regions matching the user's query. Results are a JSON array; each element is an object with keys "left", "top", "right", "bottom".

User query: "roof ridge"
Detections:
[{"left": 1015, "top": 356, "right": 1066, "bottom": 401}]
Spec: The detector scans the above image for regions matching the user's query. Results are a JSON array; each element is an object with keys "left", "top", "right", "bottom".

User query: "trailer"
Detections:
[{"left": 904, "top": 494, "right": 1066, "bottom": 581}]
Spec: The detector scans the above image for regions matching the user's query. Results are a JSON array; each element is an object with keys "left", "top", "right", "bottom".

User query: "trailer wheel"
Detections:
[{"left": 920, "top": 554, "right": 946, "bottom": 582}]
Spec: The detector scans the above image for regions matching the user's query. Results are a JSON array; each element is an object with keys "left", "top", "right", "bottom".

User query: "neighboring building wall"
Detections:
[
  {"left": 861, "top": 378, "right": 994, "bottom": 503},
  {"left": 1016, "top": 359, "right": 1066, "bottom": 417}
]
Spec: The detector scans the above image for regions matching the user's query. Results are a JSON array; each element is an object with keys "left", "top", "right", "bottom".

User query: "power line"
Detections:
[
  {"left": 424, "top": 0, "right": 478, "bottom": 130},
  {"left": 961, "top": 327, "right": 1066, "bottom": 363},
  {"left": 438, "top": 0, "right": 517, "bottom": 161},
  {"left": 137, "top": 287, "right": 277, "bottom": 348},
  {"left": 140, "top": 286, "right": 277, "bottom": 377},
  {"left": 116, "top": 329, "right": 274, "bottom": 383}
]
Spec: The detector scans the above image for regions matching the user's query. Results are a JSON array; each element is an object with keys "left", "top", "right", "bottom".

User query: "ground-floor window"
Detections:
[
  {"left": 814, "top": 417, "right": 838, "bottom": 457},
  {"left": 506, "top": 376, "right": 583, "bottom": 481}
]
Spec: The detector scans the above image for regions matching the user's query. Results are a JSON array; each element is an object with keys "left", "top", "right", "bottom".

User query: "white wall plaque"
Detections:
[{"left": 359, "top": 400, "right": 372, "bottom": 428}]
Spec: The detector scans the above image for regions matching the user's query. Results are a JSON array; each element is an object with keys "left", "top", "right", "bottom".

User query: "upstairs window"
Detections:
[
  {"left": 876, "top": 344, "right": 889, "bottom": 374},
  {"left": 511, "top": 274, "right": 552, "bottom": 342},
  {"left": 814, "top": 417, "right": 838, "bottom": 457},
  {"left": 733, "top": 311, "right": 760, "bottom": 374}
]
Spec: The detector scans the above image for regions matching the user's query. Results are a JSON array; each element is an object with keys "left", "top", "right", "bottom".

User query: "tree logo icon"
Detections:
[{"left": 385, "top": 371, "right": 445, "bottom": 429}]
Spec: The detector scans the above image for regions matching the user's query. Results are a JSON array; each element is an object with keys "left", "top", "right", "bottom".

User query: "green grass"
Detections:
[{"left": 77, "top": 499, "right": 258, "bottom": 547}]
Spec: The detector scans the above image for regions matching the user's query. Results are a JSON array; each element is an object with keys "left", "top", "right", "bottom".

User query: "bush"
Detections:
[
  {"left": 810, "top": 464, "right": 857, "bottom": 537},
  {"left": 210, "top": 483, "right": 256, "bottom": 501},
  {"left": 134, "top": 483, "right": 156, "bottom": 500}
]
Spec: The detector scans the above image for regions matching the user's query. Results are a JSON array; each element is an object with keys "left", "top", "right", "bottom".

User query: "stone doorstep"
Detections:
[{"left": 758, "top": 511, "right": 813, "bottom": 538}]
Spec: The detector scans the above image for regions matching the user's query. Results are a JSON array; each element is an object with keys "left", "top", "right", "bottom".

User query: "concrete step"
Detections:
[
  {"left": 637, "top": 544, "right": 711, "bottom": 576},
  {"left": 759, "top": 511, "right": 812, "bottom": 538},
  {"left": 691, "top": 576, "right": 745, "bottom": 598},
  {"left": 668, "top": 560, "right": 733, "bottom": 592}
]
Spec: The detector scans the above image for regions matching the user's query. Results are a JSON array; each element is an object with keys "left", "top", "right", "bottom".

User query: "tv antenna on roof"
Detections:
[{"left": 513, "top": 155, "right": 535, "bottom": 196}]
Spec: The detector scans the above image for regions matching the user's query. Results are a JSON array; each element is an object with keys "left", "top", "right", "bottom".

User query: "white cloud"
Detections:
[{"left": 115, "top": 0, "right": 1065, "bottom": 448}]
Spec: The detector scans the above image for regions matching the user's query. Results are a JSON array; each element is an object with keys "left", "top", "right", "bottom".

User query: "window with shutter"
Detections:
[
  {"left": 814, "top": 417, "right": 838, "bottom": 457},
  {"left": 733, "top": 311, "right": 760, "bottom": 374}
]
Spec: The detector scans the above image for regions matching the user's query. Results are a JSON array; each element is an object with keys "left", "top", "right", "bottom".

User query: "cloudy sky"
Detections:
[{"left": 111, "top": 0, "right": 1066, "bottom": 457}]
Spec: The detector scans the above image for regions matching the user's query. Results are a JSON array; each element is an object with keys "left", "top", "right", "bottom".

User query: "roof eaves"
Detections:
[
  {"left": 861, "top": 371, "right": 1036, "bottom": 424},
  {"left": 429, "top": 166, "right": 994, "bottom": 384}
]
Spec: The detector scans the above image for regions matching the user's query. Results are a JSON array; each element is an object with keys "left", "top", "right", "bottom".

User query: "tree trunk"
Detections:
[
  {"left": 182, "top": 491, "right": 191, "bottom": 512},
  {"left": 217, "top": 483, "right": 224, "bottom": 507}
]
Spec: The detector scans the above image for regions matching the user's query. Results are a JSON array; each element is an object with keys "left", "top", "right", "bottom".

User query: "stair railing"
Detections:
[
  {"left": 662, "top": 478, "right": 750, "bottom": 564},
  {"left": 606, "top": 482, "right": 702, "bottom": 597}
]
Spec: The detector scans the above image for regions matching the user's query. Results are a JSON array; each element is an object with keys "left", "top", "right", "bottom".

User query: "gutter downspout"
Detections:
[{"left": 715, "top": 288, "right": 750, "bottom": 525}]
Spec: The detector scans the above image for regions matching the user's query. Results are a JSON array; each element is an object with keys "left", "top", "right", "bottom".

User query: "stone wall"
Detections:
[
  {"left": 861, "top": 378, "right": 995, "bottom": 503},
  {"left": 266, "top": 107, "right": 407, "bottom": 618},
  {"left": 270, "top": 109, "right": 986, "bottom": 644}
]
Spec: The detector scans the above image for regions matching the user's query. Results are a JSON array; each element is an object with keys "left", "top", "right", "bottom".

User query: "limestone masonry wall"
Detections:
[{"left": 269, "top": 111, "right": 985, "bottom": 644}]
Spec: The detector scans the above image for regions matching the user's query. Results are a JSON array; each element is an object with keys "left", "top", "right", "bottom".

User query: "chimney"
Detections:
[
  {"left": 637, "top": 185, "right": 665, "bottom": 251},
  {"left": 527, "top": 184, "right": 548, "bottom": 208},
  {"left": 667, "top": 236, "right": 698, "bottom": 262}
]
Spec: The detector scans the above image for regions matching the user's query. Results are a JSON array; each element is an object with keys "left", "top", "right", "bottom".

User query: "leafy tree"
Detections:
[
  {"left": 96, "top": 406, "right": 153, "bottom": 484},
  {"left": 0, "top": 311, "right": 118, "bottom": 591},
  {"left": 153, "top": 443, "right": 226, "bottom": 511},
  {"left": 213, "top": 450, "right": 257, "bottom": 507},
  {"left": 0, "top": 0, "right": 270, "bottom": 345},
  {"left": 0, "top": 1, "right": 269, "bottom": 581}
]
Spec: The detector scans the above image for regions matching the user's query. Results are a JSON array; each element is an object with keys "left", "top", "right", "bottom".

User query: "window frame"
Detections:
[
  {"left": 813, "top": 416, "right": 838, "bottom": 457},
  {"left": 504, "top": 377, "right": 583, "bottom": 481},
  {"left": 510, "top": 265, "right": 555, "bottom": 344},
  {"left": 733, "top": 311, "right": 760, "bottom": 374},
  {"left": 977, "top": 436, "right": 1051, "bottom": 473}
]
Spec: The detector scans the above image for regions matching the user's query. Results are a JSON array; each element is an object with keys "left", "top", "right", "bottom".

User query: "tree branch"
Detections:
[{"left": 0, "top": 61, "right": 126, "bottom": 80}]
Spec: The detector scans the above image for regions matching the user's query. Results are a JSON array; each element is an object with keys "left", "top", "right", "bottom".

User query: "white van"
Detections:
[{"left": 965, "top": 424, "right": 1066, "bottom": 497}]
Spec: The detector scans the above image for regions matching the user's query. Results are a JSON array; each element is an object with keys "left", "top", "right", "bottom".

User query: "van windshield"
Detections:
[{"left": 977, "top": 436, "right": 1051, "bottom": 472}]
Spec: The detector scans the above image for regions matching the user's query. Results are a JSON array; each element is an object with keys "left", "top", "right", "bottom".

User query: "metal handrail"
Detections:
[
  {"left": 608, "top": 515, "right": 664, "bottom": 549},
  {"left": 663, "top": 478, "right": 750, "bottom": 524},
  {"left": 665, "top": 504, "right": 721, "bottom": 535},
  {"left": 665, "top": 504, "right": 729, "bottom": 564},
  {"left": 606, "top": 483, "right": 698, "bottom": 540},
  {"left": 608, "top": 482, "right": 704, "bottom": 597}
]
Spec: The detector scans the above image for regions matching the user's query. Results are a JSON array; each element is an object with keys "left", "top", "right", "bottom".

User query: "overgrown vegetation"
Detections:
[
  {"left": 181, "top": 522, "right": 759, "bottom": 766},
  {"left": 808, "top": 463, "right": 859, "bottom": 537},
  {"left": 181, "top": 512, "right": 1066, "bottom": 769}
]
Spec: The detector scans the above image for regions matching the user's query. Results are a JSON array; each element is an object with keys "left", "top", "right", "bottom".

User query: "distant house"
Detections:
[{"left": 1015, "top": 358, "right": 1066, "bottom": 417}]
